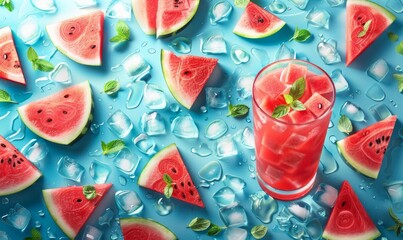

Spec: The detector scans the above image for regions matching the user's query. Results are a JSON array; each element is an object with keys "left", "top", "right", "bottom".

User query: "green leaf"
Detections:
[
  {"left": 283, "top": 94, "right": 294, "bottom": 104},
  {"left": 233, "top": 0, "right": 249, "bottom": 8},
  {"left": 83, "top": 185, "right": 97, "bottom": 200},
  {"left": 227, "top": 104, "right": 249, "bottom": 119},
  {"left": 188, "top": 217, "right": 211, "bottom": 231},
  {"left": 30, "top": 228, "right": 42, "bottom": 240},
  {"left": 389, "top": 208, "right": 401, "bottom": 224},
  {"left": 0, "top": 89, "right": 17, "bottom": 103},
  {"left": 27, "top": 47, "right": 38, "bottom": 62},
  {"left": 1, "top": 0, "right": 14, "bottom": 12},
  {"left": 163, "top": 173, "right": 173, "bottom": 185},
  {"left": 289, "top": 77, "right": 306, "bottom": 100},
  {"left": 104, "top": 80, "right": 120, "bottom": 95},
  {"left": 101, "top": 139, "right": 125, "bottom": 155},
  {"left": 338, "top": 115, "right": 353, "bottom": 134},
  {"left": 110, "top": 20, "right": 130, "bottom": 43},
  {"left": 272, "top": 105, "right": 290, "bottom": 119},
  {"left": 357, "top": 19, "right": 372, "bottom": 38},
  {"left": 164, "top": 185, "right": 173, "bottom": 199},
  {"left": 207, "top": 224, "right": 222, "bottom": 236},
  {"left": 396, "top": 41, "right": 403, "bottom": 55},
  {"left": 290, "top": 100, "right": 306, "bottom": 111},
  {"left": 388, "top": 32, "right": 399, "bottom": 42},
  {"left": 35, "top": 59, "right": 55, "bottom": 72},
  {"left": 394, "top": 73, "right": 403, "bottom": 93},
  {"left": 289, "top": 27, "right": 311, "bottom": 42},
  {"left": 251, "top": 225, "right": 268, "bottom": 239},
  {"left": 109, "top": 35, "right": 126, "bottom": 43}
]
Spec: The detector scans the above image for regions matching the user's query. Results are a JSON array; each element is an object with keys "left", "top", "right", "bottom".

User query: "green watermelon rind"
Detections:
[
  {"left": 0, "top": 172, "right": 42, "bottom": 196},
  {"left": 17, "top": 81, "right": 93, "bottom": 145},
  {"left": 322, "top": 229, "right": 380, "bottom": 240},
  {"left": 233, "top": 20, "right": 286, "bottom": 39},
  {"left": 120, "top": 218, "right": 178, "bottom": 240},
  {"left": 348, "top": 0, "right": 396, "bottom": 23}
]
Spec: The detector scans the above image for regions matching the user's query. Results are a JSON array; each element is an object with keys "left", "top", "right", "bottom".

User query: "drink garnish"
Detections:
[{"left": 272, "top": 77, "right": 306, "bottom": 119}]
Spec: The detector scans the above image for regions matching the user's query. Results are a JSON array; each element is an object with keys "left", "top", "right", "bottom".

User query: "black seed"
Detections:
[
  {"left": 77, "top": 199, "right": 82, "bottom": 202},
  {"left": 20, "top": 158, "right": 24, "bottom": 162},
  {"left": 13, "top": 162, "right": 15, "bottom": 168},
  {"left": 17, "top": 161, "right": 21, "bottom": 164},
  {"left": 386, "top": 136, "right": 390, "bottom": 142},
  {"left": 171, "top": 168, "right": 177, "bottom": 173},
  {"left": 47, "top": 118, "right": 52, "bottom": 123},
  {"left": 8, "top": 158, "right": 11, "bottom": 164},
  {"left": 3, "top": 53, "right": 8, "bottom": 60},
  {"left": 1, "top": 159, "right": 3, "bottom": 163},
  {"left": 64, "top": 94, "right": 69, "bottom": 98},
  {"left": 369, "top": 142, "right": 372, "bottom": 147},
  {"left": 187, "top": 181, "right": 191, "bottom": 187},
  {"left": 63, "top": 111, "right": 68, "bottom": 114},
  {"left": 12, "top": 154, "right": 17, "bottom": 158},
  {"left": 382, "top": 136, "right": 385, "bottom": 141},
  {"left": 257, "top": 17, "right": 264, "bottom": 23},
  {"left": 14, "top": 62, "right": 20, "bottom": 68},
  {"left": 318, "top": 103, "right": 323, "bottom": 109},
  {"left": 1, "top": 143, "right": 6, "bottom": 148},
  {"left": 174, "top": 185, "right": 178, "bottom": 189},
  {"left": 181, "top": 192, "right": 186, "bottom": 199},
  {"left": 189, "top": 190, "right": 194, "bottom": 196},
  {"left": 37, "top": 109, "right": 42, "bottom": 114},
  {"left": 90, "top": 45, "right": 96, "bottom": 49},
  {"left": 376, "top": 149, "right": 380, "bottom": 154},
  {"left": 341, "top": 201, "right": 346, "bottom": 207},
  {"left": 184, "top": 71, "right": 190, "bottom": 75},
  {"left": 180, "top": 182, "right": 184, "bottom": 187},
  {"left": 376, "top": 138, "right": 381, "bottom": 144}
]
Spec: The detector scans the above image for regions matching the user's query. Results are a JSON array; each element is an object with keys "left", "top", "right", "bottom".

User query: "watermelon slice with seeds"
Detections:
[
  {"left": 46, "top": 10, "right": 104, "bottom": 66},
  {"left": 0, "top": 135, "right": 41, "bottom": 196},
  {"left": 120, "top": 218, "right": 178, "bottom": 240},
  {"left": 138, "top": 144, "right": 205, "bottom": 208},
  {"left": 43, "top": 184, "right": 112, "bottom": 239},
  {"left": 161, "top": 49, "right": 218, "bottom": 110},
  {"left": 0, "top": 27, "right": 26, "bottom": 85},
  {"left": 346, "top": 0, "right": 396, "bottom": 65}
]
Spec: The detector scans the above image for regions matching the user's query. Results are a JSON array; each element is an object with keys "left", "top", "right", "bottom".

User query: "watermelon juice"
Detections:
[{"left": 252, "top": 60, "right": 335, "bottom": 201}]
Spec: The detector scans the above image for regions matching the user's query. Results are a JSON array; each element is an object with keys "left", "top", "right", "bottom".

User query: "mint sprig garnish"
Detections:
[
  {"left": 207, "top": 224, "right": 222, "bottom": 236},
  {"left": 187, "top": 217, "right": 225, "bottom": 236},
  {"left": 83, "top": 185, "right": 96, "bottom": 200},
  {"left": 289, "top": 27, "right": 311, "bottom": 42},
  {"left": 358, "top": 19, "right": 372, "bottom": 38},
  {"left": 387, "top": 208, "right": 403, "bottom": 236},
  {"left": 338, "top": 115, "right": 353, "bottom": 134},
  {"left": 0, "top": 89, "right": 17, "bottom": 103},
  {"left": 227, "top": 104, "right": 249, "bottom": 119},
  {"left": 0, "top": 0, "right": 14, "bottom": 12},
  {"left": 388, "top": 32, "right": 399, "bottom": 42},
  {"left": 397, "top": 42, "right": 403, "bottom": 55},
  {"left": 163, "top": 173, "right": 174, "bottom": 198},
  {"left": 393, "top": 74, "right": 403, "bottom": 93},
  {"left": 104, "top": 79, "right": 120, "bottom": 95},
  {"left": 272, "top": 77, "right": 306, "bottom": 119},
  {"left": 110, "top": 20, "right": 130, "bottom": 43},
  {"left": 24, "top": 228, "right": 42, "bottom": 240},
  {"left": 27, "top": 47, "right": 54, "bottom": 72},
  {"left": 251, "top": 225, "right": 268, "bottom": 239},
  {"left": 101, "top": 139, "right": 125, "bottom": 155}
]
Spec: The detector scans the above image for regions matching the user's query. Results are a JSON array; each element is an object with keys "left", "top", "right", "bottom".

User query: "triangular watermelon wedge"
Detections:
[
  {"left": 346, "top": 0, "right": 396, "bottom": 65},
  {"left": 0, "top": 27, "right": 26, "bottom": 85},
  {"left": 46, "top": 10, "right": 104, "bottom": 66},
  {"left": 337, "top": 115, "right": 396, "bottom": 179},
  {"left": 138, "top": 144, "right": 205, "bottom": 208},
  {"left": 161, "top": 50, "right": 218, "bottom": 110},
  {"left": 132, "top": 0, "right": 158, "bottom": 35},
  {"left": 323, "top": 181, "right": 380, "bottom": 240},
  {"left": 43, "top": 183, "right": 112, "bottom": 239}
]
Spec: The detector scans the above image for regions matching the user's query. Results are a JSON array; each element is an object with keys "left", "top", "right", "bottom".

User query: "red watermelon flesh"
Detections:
[
  {"left": 46, "top": 10, "right": 104, "bottom": 66},
  {"left": 132, "top": 0, "right": 158, "bottom": 35},
  {"left": 18, "top": 81, "right": 93, "bottom": 145},
  {"left": 120, "top": 218, "right": 178, "bottom": 240},
  {"left": 254, "top": 68, "right": 287, "bottom": 101},
  {"left": 43, "top": 183, "right": 112, "bottom": 239},
  {"left": 289, "top": 109, "right": 315, "bottom": 124},
  {"left": 346, "top": 0, "right": 396, "bottom": 65},
  {"left": 0, "top": 27, "right": 26, "bottom": 85},
  {"left": 306, "top": 74, "right": 334, "bottom": 101},
  {"left": 304, "top": 92, "right": 331, "bottom": 118},
  {"left": 161, "top": 50, "right": 218, "bottom": 109},
  {"left": 280, "top": 63, "right": 307, "bottom": 84},
  {"left": 323, "top": 181, "right": 380, "bottom": 240},
  {"left": 0, "top": 135, "right": 41, "bottom": 196},
  {"left": 337, "top": 115, "right": 396, "bottom": 179},
  {"left": 138, "top": 144, "right": 204, "bottom": 208}
]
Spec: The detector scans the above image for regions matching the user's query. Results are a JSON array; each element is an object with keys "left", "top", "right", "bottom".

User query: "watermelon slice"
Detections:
[
  {"left": 46, "top": 10, "right": 104, "bottom": 66},
  {"left": 322, "top": 181, "right": 380, "bottom": 240},
  {"left": 138, "top": 144, "right": 204, "bottom": 208},
  {"left": 233, "top": 2, "right": 286, "bottom": 39},
  {"left": 18, "top": 81, "right": 93, "bottom": 145},
  {"left": 346, "top": 0, "right": 396, "bottom": 65},
  {"left": 132, "top": 0, "right": 158, "bottom": 35},
  {"left": 0, "top": 136, "right": 41, "bottom": 196},
  {"left": 156, "top": 0, "right": 200, "bottom": 38},
  {"left": 304, "top": 92, "right": 332, "bottom": 118},
  {"left": 337, "top": 115, "right": 396, "bottom": 179},
  {"left": 120, "top": 218, "right": 178, "bottom": 240},
  {"left": 161, "top": 49, "right": 218, "bottom": 110},
  {"left": 43, "top": 183, "right": 112, "bottom": 239},
  {"left": 0, "top": 27, "right": 26, "bottom": 85}
]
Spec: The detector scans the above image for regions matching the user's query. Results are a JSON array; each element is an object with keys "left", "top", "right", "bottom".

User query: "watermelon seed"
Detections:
[
  {"left": 13, "top": 162, "right": 15, "bottom": 167},
  {"left": 181, "top": 192, "right": 186, "bottom": 199},
  {"left": 369, "top": 142, "right": 373, "bottom": 147},
  {"left": 63, "top": 111, "right": 68, "bottom": 114},
  {"left": 12, "top": 154, "right": 17, "bottom": 158},
  {"left": 258, "top": 17, "right": 264, "bottom": 23},
  {"left": 376, "top": 138, "right": 381, "bottom": 145},
  {"left": 90, "top": 45, "right": 96, "bottom": 49},
  {"left": 180, "top": 182, "right": 184, "bottom": 187},
  {"left": 37, "top": 109, "right": 42, "bottom": 114},
  {"left": 1, "top": 159, "right": 3, "bottom": 163},
  {"left": 8, "top": 158, "right": 11, "bottom": 164},
  {"left": 382, "top": 136, "right": 385, "bottom": 141},
  {"left": 174, "top": 185, "right": 178, "bottom": 189},
  {"left": 69, "top": 27, "right": 75, "bottom": 35},
  {"left": 171, "top": 168, "right": 177, "bottom": 173},
  {"left": 341, "top": 201, "right": 346, "bottom": 207},
  {"left": 187, "top": 181, "right": 191, "bottom": 187},
  {"left": 17, "top": 161, "right": 21, "bottom": 164},
  {"left": 376, "top": 149, "right": 380, "bottom": 154},
  {"left": 386, "top": 136, "right": 390, "bottom": 142},
  {"left": 318, "top": 103, "right": 323, "bottom": 109},
  {"left": 189, "top": 190, "right": 194, "bottom": 196},
  {"left": 19, "top": 158, "right": 24, "bottom": 162},
  {"left": 76, "top": 199, "right": 82, "bottom": 202},
  {"left": 64, "top": 94, "right": 69, "bottom": 98},
  {"left": 46, "top": 118, "right": 52, "bottom": 123}
]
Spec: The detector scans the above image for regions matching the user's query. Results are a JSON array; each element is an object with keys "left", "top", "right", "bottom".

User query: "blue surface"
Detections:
[{"left": 0, "top": 0, "right": 403, "bottom": 239}]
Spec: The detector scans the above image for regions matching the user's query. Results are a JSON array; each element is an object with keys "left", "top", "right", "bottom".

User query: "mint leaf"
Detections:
[
  {"left": 289, "top": 77, "right": 306, "bottom": 100},
  {"left": 1, "top": 0, "right": 14, "bottom": 12},
  {"left": 0, "top": 89, "right": 17, "bottom": 103},
  {"left": 289, "top": 27, "right": 311, "bottom": 42},
  {"left": 393, "top": 74, "right": 403, "bottom": 93},
  {"left": 272, "top": 105, "right": 290, "bottom": 119},
  {"left": 207, "top": 224, "right": 222, "bottom": 236},
  {"left": 24, "top": 228, "right": 41, "bottom": 240},
  {"left": 290, "top": 100, "right": 306, "bottom": 111},
  {"left": 164, "top": 185, "right": 173, "bottom": 199},
  {"left": 338, "top": 115, "right": 353, "bottom": 134},
  {"left": 358, "top": 19, "right": 372, "bottom": 38},
  {"left": 109, "top": 35, "right": 126, "bottom": 43},
  {"left": 83, "top": 185, "right": 96, "bottom": 200},
  {"left": 251, "top": 225, "right": 268, "bottom": 239},
  {"left": 233, "top": 0, "right": 249, "bottom": 8},
  {"left": 388, "top": 32, "right": 399, "bottom": 42},
  {"left": 101, "top": 139, "right": 125, "bottom": 155},
  {"left": 397, "top": 41, "right": 403, "bottom": 55},
  {"left": 283, "top": 94, "right": 294, "bottom": 104},
  {"left": 104, "top": 80, "right": 120, "bottom": 95},
  {"left": 188, "top": 217, "right": 211, "bottom": 231},
  {"left": 36, "top": 59, "right": 54, "bottom": 72},
  {"left": 110, "top": 20, "right": 130, "bottom": 43},
  {"left": 27, "top": 47, "right": 38, "bottom": 62},
  {"left": 163, "top": 173, "right": 173, "bottom": 185},
  {"left": 227, "top": 104, "right": 249, "bottom": 119}
]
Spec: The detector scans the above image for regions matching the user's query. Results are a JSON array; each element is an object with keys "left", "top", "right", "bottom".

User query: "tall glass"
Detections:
[{"left": 252, "top": 59, "right": 335, "bottom": 201}]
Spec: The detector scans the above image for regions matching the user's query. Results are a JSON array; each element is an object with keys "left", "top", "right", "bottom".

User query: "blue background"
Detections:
[{"left": 0, "top": 0, "right": 403, "bottom": 239}]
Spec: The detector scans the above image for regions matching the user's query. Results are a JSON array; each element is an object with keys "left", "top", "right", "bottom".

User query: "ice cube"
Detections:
[
  {"left": 216, "top": 135, "right": 238, "bottom": 158},
  {"left": 107, "top": 110, "right": 133, "bottom": 138},
  {"left": 0, "top": 231, "right": 9, "bottom": 240},
  {"left": 224, "top": 228, "right": 248, "bottom": 240},
  {"left": 268, "top": 0, "right": 287, "bottom": 13},
  {"left": 191, "top": 143, "right": 213, "bottom": 157},
  {"left": 113, "top": 53, "right": 151, "bottom": 80},
  {"left": 30, "top": 0, "right": 57, "bottom": 13},
  {"left": 75, "top": 0, "right": 97, "bottom": 8},
  {"left": 367, "top": 58, "right": 389, "bottom": 82},
  {"left": 168, "top": 37, "right": 192, "bottom": 54},
  {"left": 320, "top": 147, "right": 339, "bottom": 175},
  {"left": 288, "top": 223, "right": 306, "bottom": 239},
  {"left": 115, "top": 190, "right": 144, "bottom": 215},
  {"left": 288, "top": 0, "right": 309, "bottom": 9},
  {"left": 113, "top": 148, "right": 140, "bottom": 175},
  {"left": 313, "top": 183, "right": 338, "bottom": 208},
  {"left": 365, "top": 84, "right": 385, "bottom": 102},
  {"left": 237, "top": 75, "right": 254, "bottom": 99},
  {"left": 200, "top": 29, "right": 227, "bottom": 54},
  {"left": 306, "top": 8, "right": 330, "bottom": 29},
  {"left": 306, "top": 218, "right": 323, "bottom": 240},
  {"left": 288, "top": 201, "right": 311, "bottom": 222},
  {"left": 98, "top": 208, "right": 114, "bottom": 226},
  {"left": 154, "top": 197, "right": 174, "bottom": 216},
  {"left": 223, "top": 174, "right": 246, "bottom": 192},
  {"left": 206, "top": 87, "right": 228, "bottom": 108},
  {"left": 143, "top": 84, "right": 167, "bottom": 110},
  {"left": 106, "top": 0, "right": 132, "bottom": 20},
  {"left": 139, "top": 112, "right": 166, "bottom": 136},
  {"left": 385, "top": 182, "right": 403, "bottom": 213},
  {"left": 48, "top": 63, "right": 72, "bottom": 84},
  {"left": 250, "top": 191, "right": 278, "bottom": 223},
  {"left": 126, "top": 81, "right": 146, "bottom": 109},
  {"left": 46, "top": 227, "right": 57, "bottom": 239},
  {"left": 57, "top": 156, "right": 85, "bottom": 182},
  {"left": 219, "top": 202, "right": 248, "bottom": 227},
  {"left": 89, "top": 161, "right": 111, "bottom": 184},
  {"left": 210, "top": 1, "right": 233, "bottom": 25},
  {"left": 17, "top": 17, "right": 42, "bottom": 45},
  {"left": 251, "top": 48, "right": 270, "bottom": 67},
  {"left": 369, "top": 103, "right": 392, "bottom": 121},
  {"left": 317, "top": 39, "right": 341, "bottom": 64},
  {"left": 340, "top": 101, "right": 366, "bottom": 122},
  {"left": 171, "top": 115, "right": 199, "bottom": 139},
  {"left": 330, "top": 69, "right": 349, "bottom": 92},
  {"left": 21, "top": 139, "right": 48, "bottom": 164},
  {"left": 326, "top": 0, "right": 345, "bottom": 7},
  {"left": 214, "top": 187, "right": 236, "bottom": 207},
  {"left": 276, "top": 207, "right": 292, "bottom": 231},
  {"left": 205, "top": 119, "right": 228, "bottom": 140},
  {"left": 274, "top": 43, "right": 296, "bottom": 61},
  {"left": 133, "top": 133, "right": 157, "bottom": 156},
  {"left": 231, "top": 45, "right": 250, "bottom": 65},
  {"left": 198, "top": 161, "right": 223, "bottom": 182},
  {"left": 82, "top": 225, "right": 102, "bottom": 240},
  {"left": 1, "top": 203, "right": 31, "bottom": 231},
  {"left": 386, "top": 0, "right": 403, "bottom": 13},
  {"left": 241, "top": 127, "right": 255, "bottom": 149}
]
